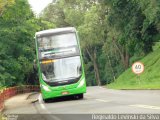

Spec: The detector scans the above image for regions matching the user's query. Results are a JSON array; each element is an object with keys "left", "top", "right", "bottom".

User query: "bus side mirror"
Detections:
[
  {"left": 33, "top": 59, "right": 37, "bottom": 71},
  {"left": 77, "top": 65, "right": 82, "bottom": 74}
]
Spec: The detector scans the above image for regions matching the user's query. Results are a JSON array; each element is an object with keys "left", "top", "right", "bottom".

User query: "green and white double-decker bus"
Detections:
[{"left": 35, "top": 27, "right": 86, "bottom": 102}]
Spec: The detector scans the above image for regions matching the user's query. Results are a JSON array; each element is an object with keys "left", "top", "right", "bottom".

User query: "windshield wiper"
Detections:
[{"left": 44, "top": 49, "right": 73, "bottom": 56}]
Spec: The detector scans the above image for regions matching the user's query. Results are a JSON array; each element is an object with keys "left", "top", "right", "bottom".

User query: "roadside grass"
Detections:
[{"left": 107, "top": 45, "right": 160, "bottom": 89}]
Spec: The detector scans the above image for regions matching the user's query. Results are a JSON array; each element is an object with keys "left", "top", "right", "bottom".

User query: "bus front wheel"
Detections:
[
  {"left": 79, "top": 93, "right": 83, "bottom": 99},
  {"left": 43, "top": 98, "right": 50, "bottom": 103},
  {"left": 74, "top": 94, "right": 83, "bottom": 99}
]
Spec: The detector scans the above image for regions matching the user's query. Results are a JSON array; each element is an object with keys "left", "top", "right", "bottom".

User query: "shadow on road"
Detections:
[{"left": 44, "top": 95, "right": 84, "bottom": 103}]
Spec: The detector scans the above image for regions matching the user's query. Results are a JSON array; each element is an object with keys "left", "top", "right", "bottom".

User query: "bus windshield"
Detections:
[
  {"left": 40, "top": 56, "right": 82, "bottom": 82},
  {"left": 38, "top": 33, "right": 77, "bottom": 50},
  {"left": 37, "top": 33, "right": 79, "bottom": 59}
]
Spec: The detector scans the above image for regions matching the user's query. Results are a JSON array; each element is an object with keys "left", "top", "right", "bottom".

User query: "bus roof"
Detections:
[{"left": 35, "top": 27, "right": 76, "bottom": 37}]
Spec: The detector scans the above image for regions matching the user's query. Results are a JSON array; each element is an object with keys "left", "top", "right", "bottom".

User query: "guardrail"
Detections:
[{"left": 0, "top": 85, "right": 40, "bottom": 112}]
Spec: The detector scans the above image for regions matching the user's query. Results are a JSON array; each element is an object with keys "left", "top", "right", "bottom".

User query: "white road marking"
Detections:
[
  {"left": 130, "top": 104, "right": 160, "bottom": 110},
  {"left": 95, "top": 99, "right": 111, "bottom": 103},
  {"left": 40, "top": 104, "right": 46, "bottom": 109},
  {"left": 38, "top": 94, "right": 61, "bottom": 120},
  {"left": 38, "top": 94, "right": 46, "bottom": 110}
]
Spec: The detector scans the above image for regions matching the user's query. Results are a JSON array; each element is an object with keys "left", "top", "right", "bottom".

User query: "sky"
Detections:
[{"left": 28, "top": 0, "right": 53, "bottom": 15}]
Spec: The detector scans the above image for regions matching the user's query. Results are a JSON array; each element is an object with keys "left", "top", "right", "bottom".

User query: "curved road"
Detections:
[{"left": 3, "top": 86, "right": 160, "bottom": 120}]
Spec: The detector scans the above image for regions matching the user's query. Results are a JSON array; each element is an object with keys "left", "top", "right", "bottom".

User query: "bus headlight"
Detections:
[
  {"left": 41, "top": 84, "right": 51, "bottom": 92},
  {"left": 77, "top": 78, "right": 85, "bottom": 88}
]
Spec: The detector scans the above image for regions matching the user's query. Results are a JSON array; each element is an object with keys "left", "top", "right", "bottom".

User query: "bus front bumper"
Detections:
[{"left": 41, "top": 79, "right": 86, "bottom": 100}]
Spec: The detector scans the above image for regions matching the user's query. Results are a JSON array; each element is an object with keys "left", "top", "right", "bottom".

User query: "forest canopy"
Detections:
[
  {"left": 40, "top": 0, "right": 160, "bottom": 85},
  {"left": 0, "top": 0, "right": 160, "bottom": 87}
]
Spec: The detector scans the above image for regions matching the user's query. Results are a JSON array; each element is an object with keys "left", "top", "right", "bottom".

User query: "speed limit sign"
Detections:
[{"left": 132, "top": 62, "right": 144, "bottom": 75}]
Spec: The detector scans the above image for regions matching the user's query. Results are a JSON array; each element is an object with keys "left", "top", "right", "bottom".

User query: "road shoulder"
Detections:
[{"left": 3, "top": 92, "right": 39, "bottom": 114}]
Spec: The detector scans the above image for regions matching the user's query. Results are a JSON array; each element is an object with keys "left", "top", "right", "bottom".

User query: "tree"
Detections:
[
  {"left": 39, "top": 0, "right": 160, "bottom": 86},
  {"left": 0, "top": 0, "right": 40, "bottom": 86},
  {"left": 0, "top": 0, "right": 15, "bottom": 16},
  {"left": 104, "top": 0, "right": 159, "bottom": 69}
]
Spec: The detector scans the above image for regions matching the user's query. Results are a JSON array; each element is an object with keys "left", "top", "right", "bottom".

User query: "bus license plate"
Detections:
[{"left": 62, "top": 91, "right": 69, "bottom": 95}]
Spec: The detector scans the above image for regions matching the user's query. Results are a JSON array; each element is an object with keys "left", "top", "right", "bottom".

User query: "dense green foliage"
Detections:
[
  {"left": 0, "top": 0, "right": 37, "bottom": 86},
  {"left": 108, "top": 43, "right": 160, "bottom": 89},
  {"left": 0, "top": 0, "right": 54, "bottom": 87},
  {"left": 0, "top": 0, "right": 15, "bottom": 16},
  {"left": 0, "top": 0, "right": 159, "bottom": 87},
  {"left": 40, "top": 0, "right": 160, "bottom": 86}
]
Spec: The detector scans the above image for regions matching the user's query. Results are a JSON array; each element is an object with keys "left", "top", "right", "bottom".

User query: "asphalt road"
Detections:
[{"left": 3, "top": 86, "right": 160, "bottom": 120}]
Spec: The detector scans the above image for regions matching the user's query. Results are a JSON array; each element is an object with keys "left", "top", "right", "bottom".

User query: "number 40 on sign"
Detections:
[{"left": 132, "top": 62, "right": 144, "bottom": 75}]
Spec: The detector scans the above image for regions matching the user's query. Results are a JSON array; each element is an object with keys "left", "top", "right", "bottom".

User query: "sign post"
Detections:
[{"left": 132, "top": 62, "right": 144, "bottom": 84}]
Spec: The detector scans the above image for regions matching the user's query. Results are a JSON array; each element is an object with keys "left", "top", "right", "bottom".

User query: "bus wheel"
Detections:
[
  {"left": 78, "top": 94, "right": 83, "bottom": 99},
  {"left": 74, "top": 94, "right": 83, "bottom": 99},
  {"left": 43, "top": 98, "right": 50, "bottom": 103}
]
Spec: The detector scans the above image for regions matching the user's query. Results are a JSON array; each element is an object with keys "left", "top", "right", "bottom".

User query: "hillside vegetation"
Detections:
[
  {"left": 0, "top": 0, "right": 160, "bottom": 87},
  {"left": 107, "top": 45, "right": 160, "bottom": 89},
  {"left": 41, "top": 0, "right": 160, "bottom": 86}
]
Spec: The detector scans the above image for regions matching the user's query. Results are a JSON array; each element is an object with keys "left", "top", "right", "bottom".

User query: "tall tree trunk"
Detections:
[
  {"left": 107, "top": 55, "right": 116, "bottom": 81},
  {"left": 124, "top": 50, "right": 129, "bottom": 69},
  {"left": 86, "top": 48, "right": 101, "bottom": 86},
  {"left": 112, "top": 37, "right": 130, "bottom": 69},
  {"left": 93, "top": 49, "right": 101, "bottom": 86}
]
